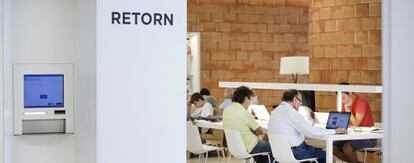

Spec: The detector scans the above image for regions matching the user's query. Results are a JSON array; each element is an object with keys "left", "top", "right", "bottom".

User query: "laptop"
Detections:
[
  {"left": 194, "top": 115, "right": 222, "bottom": 122},
  {"left": 248, "top": 105, "right": 270, "bottom": 121},
  {"left": 326, "top": 111, "right": 351, "bottom": 129}
]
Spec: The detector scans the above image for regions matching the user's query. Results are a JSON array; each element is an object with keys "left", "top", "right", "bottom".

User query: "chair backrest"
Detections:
[
  {"left": 249, "top": 105, "right": 270, "bottom": 121},
  {"left": 374, "top": 122, "right": 382, "bottom": 128},
  {"left": 224, "top": 129, "right": 252, "bottom": 159},
  {"left": 314, "top": 112, "right": 329, "bottom": 124},
  {"left": 377, "top": 139, "right": 382, "bottom": 147},
  {"left": 187, "top": 121, "right": 205, "bottom": 154},
  {"left": 268, "top": 134, "right": 298, "bottom": 162}
]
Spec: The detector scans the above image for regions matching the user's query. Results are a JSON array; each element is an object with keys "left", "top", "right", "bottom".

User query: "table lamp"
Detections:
[{"left": 280, "top": 56, "right": 309, "bottom": 83}]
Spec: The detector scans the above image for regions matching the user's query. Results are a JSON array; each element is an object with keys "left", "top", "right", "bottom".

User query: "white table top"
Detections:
[
  {"left": 193, "top": 119, "right": 383, "bottom": 140},
  {"left": 193, "top": 119, "right": 382, "bottom": 163}
]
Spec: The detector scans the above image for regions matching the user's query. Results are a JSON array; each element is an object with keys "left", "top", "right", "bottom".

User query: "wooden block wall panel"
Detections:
[
  {"left": 308, "top": 0, "right": 381, "bottom": 121},
  {"left": 188, "top": 0, "right": 381, "bottom": 122}
]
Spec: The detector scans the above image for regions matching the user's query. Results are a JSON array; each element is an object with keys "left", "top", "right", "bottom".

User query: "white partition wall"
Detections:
[
  {"left": 0, "top": 0, "right": 4, "bottom": 161},
  {"left": 2, "top": 0, "right": 93, "bottom": 162},
  {"left": 73, "top": 0, "right": 96, "bottom": 163},
  {"left": 383, "top": 1, "right": 414, "bottom": 162},
  {"left": 3, "top": 0, "right": 76, "bottom": 161},
  {"left": 96, "top": 0, "right": 186, "bottom": 162}
]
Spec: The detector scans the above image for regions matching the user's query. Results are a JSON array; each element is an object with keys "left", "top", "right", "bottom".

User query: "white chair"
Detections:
[
  {"left": 268, "top": 134, "right": 318, "bottom": 163},
  {"left": 187, "top": 121, "right": 225, "bottom": 163},
  {"left": 359, "top": 139, "right": 382, "bottom": 163},
  {"left": 224, "top": 129, "right": 271, "bottom": 163},
  {"left": 358, "top": 122, "right": 382, "bottom": 163}
]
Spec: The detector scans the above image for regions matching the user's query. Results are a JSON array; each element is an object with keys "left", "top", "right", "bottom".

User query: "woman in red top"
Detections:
[{"left": 333, "top": 82, "right": 377, "bottom": 163}]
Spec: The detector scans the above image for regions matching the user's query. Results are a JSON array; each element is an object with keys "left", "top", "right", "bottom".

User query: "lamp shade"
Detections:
[{"left": 279, "top": 56, "right": 309, "bottom": 75}]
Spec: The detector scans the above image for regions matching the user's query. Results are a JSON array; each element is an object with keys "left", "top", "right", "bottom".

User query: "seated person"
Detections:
[
  {"left": 298, "top": 91, "right": 319, "bottom": 125},
  {"left": 333, "top": 82, "right": 377, "bottom": 163},
  {"left": 268, "top": 89, "right": 346, "bottom": 163},
  {"left": 251, "top": 95, "right": 259, "bottom": 105},
  {"left": 219, "top": 88, "right": 234, "bottom": 109},
  {"left": 222, "top": 86, "right": 273, "bottom": 163},
  {"left": 298, "top": 105, "right": 319, "bottom": 125},
  {"left": 250, "top": 89, "right": 260, "bottom": 105},
  {"left": 186, "top": 100, "right": 192, "bottom": 121},
  {"left": 200, "top": 88, "right": 219, "bottom": 108},
  {"left": 189, "top": 92, "right": 214, "bottom": 134}
]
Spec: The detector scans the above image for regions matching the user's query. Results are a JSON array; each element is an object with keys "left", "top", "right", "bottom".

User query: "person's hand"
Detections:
[
  {"left": 261, "top": 134, "right": 269, "bottom": 143},
  {"left": 335, "top": 128, "right": 347, "bottom": 134},
  {"left": 344, "top": 102, "right": 351, "bottom": 112}
]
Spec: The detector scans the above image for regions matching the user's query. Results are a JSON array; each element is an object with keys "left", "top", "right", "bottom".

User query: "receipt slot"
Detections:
[{"left": 13, "top": 64, "right": 74, "bottom": 135}]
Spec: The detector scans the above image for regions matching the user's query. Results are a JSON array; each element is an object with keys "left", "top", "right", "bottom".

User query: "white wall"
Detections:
[
  {"left": 3, "top": 0, "right": 76, "bottom": 162},
  {"left": 73, "top": 0, "right": 96, "bottom": 162},
  {"left": 0, "top": 0, "right": 4, "bottom": 162},
  {"left": 96, "top": 0, "right": 186, "bottom": 162},
  {"left": 383, "top": 0, "right": 414, "bottom": 162}
]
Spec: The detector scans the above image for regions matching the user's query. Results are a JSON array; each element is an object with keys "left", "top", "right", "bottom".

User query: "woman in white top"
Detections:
[
  {"left": 298, "top": 106, "right": 319, "bottom": 125},
  {"left": 298, "top": 91, "right": 319, "bottom": 125}
]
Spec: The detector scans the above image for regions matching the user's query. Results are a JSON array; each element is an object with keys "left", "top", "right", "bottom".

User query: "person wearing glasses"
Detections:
[
  {"left": 268, "top": 89, "right": 347, "bottom": 163},
  {"left": 189, "top": 92, "right": 214, "bottom": 133},
  {"left": 222, "top": 86, "right": 273, "bottom": 163}
]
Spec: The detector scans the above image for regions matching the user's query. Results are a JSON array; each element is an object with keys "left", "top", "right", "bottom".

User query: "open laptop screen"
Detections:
[
  {"left": 248, "top": 105, "right": 270, "bottom": 121},
  {"left": 326, "top": 111, "right": 351, "bottom": 129}
]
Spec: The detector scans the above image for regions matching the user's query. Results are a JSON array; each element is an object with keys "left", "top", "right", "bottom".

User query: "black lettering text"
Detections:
[
  {"left": 164, "top": 13, "right": 173, "bottom": 26},
  {"left": 141, "top": 13, "right": 152, "bottom": 25},
  {"left": 131, "top": 12, "right": 141, "bottom": 24},
  {"left": 122, "top": 12, "right": 131, "bottom": 24},
  {"left": 111, "top": 11, "right": 174, "bottom": 26},
  {"left": 153, "top": 13, "right": 163, "bottom": 25},
  {"left": 112, "top": 12, "right": 121, "bottom": 24}
]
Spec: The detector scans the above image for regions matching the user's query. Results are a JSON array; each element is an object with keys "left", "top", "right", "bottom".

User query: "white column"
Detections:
[
  {"left": 383, "top": 0, "right": 414, "bottom": 162},
  {"left": 96, "top": 0, "right": 186, "bottom": 162},
  {"left": 0, "top": 0, "right": 4, "bottom": 162},
  {"left": 336, "top": 91, "right": 342, "bottom": 112}
]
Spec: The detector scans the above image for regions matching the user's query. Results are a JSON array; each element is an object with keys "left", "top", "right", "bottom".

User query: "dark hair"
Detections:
[
  {"left": 281, "top": 89, "right": 299, "bottom": 102},
  {"left": 300, "top": 90, "right": 316, "bottom": 112},
  {"left": 190, "top": 92, "right": 204, "bottom": 104},
  {"left": 232, "top": 86, "right": 254, "bottom": 104},
  {"left": 339, "top": 82, "right": 352, "bottom": 95},
  {"left": 200, "top": 88, "right": 211, "bottom": 96},
  {"left": 340, "top": 82, "right": 350, "bottom": 85}
]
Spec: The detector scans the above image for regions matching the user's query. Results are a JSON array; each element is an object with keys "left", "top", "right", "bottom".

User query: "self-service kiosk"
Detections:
[{"left": 13, "top": 64, "right": 74, "bottom": 135}]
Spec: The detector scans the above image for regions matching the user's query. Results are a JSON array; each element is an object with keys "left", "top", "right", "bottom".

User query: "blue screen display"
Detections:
[
  {"left": 326, "top": 112, "right": 351, "bottom": 129},
  {"left": 24, "top": 74, "right": 64, "bottom": 108}
]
